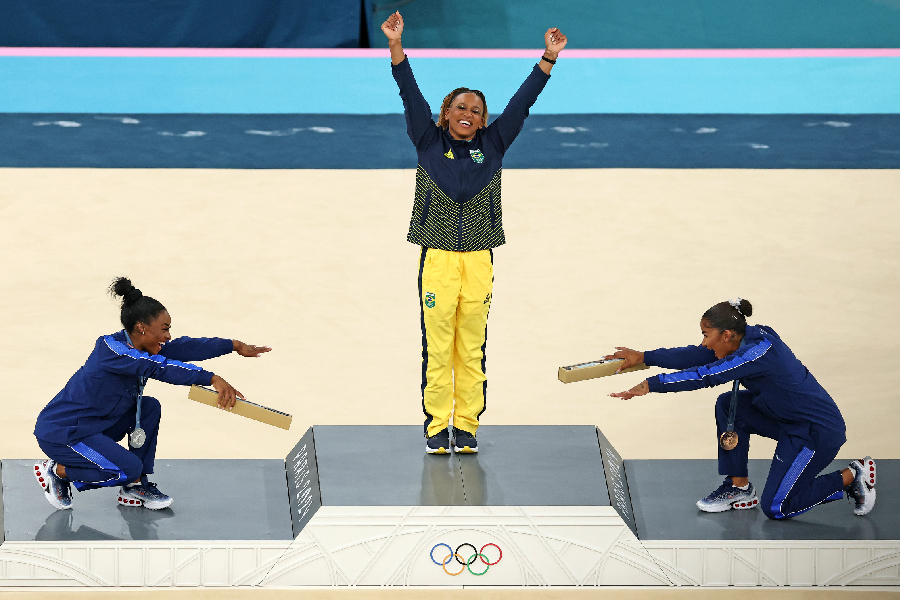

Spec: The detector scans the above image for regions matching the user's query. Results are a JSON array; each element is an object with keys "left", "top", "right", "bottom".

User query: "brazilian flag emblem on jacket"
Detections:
[
  {"left": 469, "top": 149, "right": 484, "bottom": 163},
  {"left": 425, "top": 292, "right": 436, "bottom": 308}
]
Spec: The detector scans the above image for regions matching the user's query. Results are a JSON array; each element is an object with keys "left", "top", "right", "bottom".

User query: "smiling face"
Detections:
[
  {"left": 133, "top": 310, "right": 172, "bottom": 355},
  {"left": 444, "top": 92, "right": 485, "bottom": 141},
  {"left": 700, "top": 319, "right": 741, "bottom": 359}
]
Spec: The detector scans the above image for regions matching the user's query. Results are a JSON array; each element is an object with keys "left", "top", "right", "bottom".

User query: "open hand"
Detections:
[
  {"left": 544, "top": 27, "right": 568, "bottom": 57},
  {"left": 610, "top": 379, "right": 649, "bottom": 400},
  {"left": 381, "top": 11, "right": 404, "bottom": 40},
  {"left": 233, "top": 340, "right": 272, "bottom": 358},
  {"left": 603, "top": 347, "right": 644, "bottom": 373}
]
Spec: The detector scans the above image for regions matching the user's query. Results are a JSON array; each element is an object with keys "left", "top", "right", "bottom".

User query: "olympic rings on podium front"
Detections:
[
  {"left": 430, "top": 543, "right": 453, "bottom": 566},
  {"left": 442, "top": 553, "right": 467, "bottom": 576},
  {"left": 479, "top": 542, "right": 502, "bottom": 565},
  {"left": 430, "top": 541, "right": 503, "bottom": 576}
]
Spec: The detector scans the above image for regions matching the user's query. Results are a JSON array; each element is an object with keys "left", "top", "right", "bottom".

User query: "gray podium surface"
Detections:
[
  {"left": 456, "top": 425, "right": 609, "bottom": 506},
  {"left": 627, "top": 459, "right": 900, "bottom": 541},
  {"left": 2, "top": 459, "right": 294, "bottom": 541},
  {"left": 312, "top": 425, "right": 609, "bottom": 506},
  {"left": 313, "top": 425, "right": 466, "bottom": 506}
]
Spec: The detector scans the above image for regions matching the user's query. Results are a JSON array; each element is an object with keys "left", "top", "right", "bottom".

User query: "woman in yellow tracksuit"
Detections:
[{"left": 382, "top": 12, "right": 567, "bottom": 454}]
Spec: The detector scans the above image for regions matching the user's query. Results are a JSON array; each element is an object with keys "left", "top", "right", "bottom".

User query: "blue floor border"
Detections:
[{"left": 3, "top": 113, "right": 898, "bottom": 168}]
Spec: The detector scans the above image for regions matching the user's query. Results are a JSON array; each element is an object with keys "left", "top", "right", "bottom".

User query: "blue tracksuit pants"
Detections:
[
  {"left": 716, "top": 391, "right": 845, "bottom": 519},
  {"left": 36, "top": 396, "right": 161, "bottom": 491}
]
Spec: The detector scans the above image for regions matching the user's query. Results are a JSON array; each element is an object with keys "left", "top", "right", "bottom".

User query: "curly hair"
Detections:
[{"left": 437, "top": 87, "right": 489, "bottom": 130}]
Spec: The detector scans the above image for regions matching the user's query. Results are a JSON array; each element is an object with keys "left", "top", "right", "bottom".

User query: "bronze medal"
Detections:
[{"left": 719, "top": 430, "right": 738, "bottom": 451}]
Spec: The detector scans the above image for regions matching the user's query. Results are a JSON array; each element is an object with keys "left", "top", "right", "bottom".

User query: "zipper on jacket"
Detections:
[{"left": 457, "top": 204, "right": 464, "bottom": 250}]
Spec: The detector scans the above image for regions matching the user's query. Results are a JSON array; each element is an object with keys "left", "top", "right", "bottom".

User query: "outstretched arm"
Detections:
[
  {"left": 381, "top": 11, "right": 405, "bottom": 65},
  {"left": 539, "top": 27, "right": 568, "bottom": 75}
]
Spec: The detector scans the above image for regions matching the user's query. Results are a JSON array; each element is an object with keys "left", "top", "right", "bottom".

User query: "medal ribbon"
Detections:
[
  {"left": 725, "top": 379, "right": 739, "bottom": 434},
  {"left": 124, "top": 331, "right": 147, "bottom": 439}
]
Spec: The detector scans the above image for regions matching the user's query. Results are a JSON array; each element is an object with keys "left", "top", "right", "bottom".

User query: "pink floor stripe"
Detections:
[{"left": 1, "top": 47, "right": 899, "bottom": 58}]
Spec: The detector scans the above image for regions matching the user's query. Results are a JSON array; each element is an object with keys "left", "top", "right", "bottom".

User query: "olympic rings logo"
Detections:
[{"left": 430, "top": 543, "right": 502, "bottom": 576}]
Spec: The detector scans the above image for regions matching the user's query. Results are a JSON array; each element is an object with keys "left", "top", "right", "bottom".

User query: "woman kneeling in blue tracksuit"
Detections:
[
  {"left": 33, "top": 277, "right": 271, "bottom": 511},
  {"left": 607, "top": 298, "right": 875, "bottom": 519}
]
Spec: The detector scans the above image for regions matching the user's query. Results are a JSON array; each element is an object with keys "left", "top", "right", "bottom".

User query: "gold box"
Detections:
[
  {"left": 558, "top": 359, "right": 649, "bottom": 384},
  {"left": 187, "top": 385, "right": 292, "bottom": 430}
]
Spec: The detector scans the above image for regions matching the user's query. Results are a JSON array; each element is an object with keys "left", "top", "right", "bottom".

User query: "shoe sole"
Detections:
[
  {"left": 697, "top": 495, "right": 759, "bottom": 513},
  {"left": 117, "top": 493, "right": 173, "bottom": 510},
  {"left": 454, "top": 446, "right": 478, "bottom": 453},
  {"left": 34, "top": 461, "right": 72, "bottom": 510},
  {"left": 426, "top": 446, "right": 450, "bottom": 454}
]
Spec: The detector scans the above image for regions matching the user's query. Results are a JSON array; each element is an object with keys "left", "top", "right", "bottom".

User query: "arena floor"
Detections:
[
  {"left": 3, "top": 171, "right": 900, "bottom": 599},
  {"left": 2, "top": 167, "right": 897, "bottom": 465}
]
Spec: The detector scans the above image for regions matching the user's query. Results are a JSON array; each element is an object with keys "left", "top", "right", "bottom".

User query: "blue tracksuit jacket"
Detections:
[
  {"left": 35, "top": 330, "right": 232, "bottom": 445},
  {"left": 644, "top": 325, "right": 846, "bottom": 450},
  {"left": 392, "top": 56, "right": 550, "bottom": 251}
]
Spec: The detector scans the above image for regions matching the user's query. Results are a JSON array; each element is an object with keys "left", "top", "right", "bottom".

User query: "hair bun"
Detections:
[{"left": 124, "top": 286, "right": 143, "bottom": 304}]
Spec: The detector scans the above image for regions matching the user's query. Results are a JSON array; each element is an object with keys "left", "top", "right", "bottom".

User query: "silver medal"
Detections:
[{"left": 130, "top": 427, "right": 146, "bottom": 448}]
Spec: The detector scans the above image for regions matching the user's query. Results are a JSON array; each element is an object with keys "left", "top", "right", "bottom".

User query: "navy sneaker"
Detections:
[
  {"left": 452, "top": 427, "right": 478, "bottom": 454},
  {"left": 34, "top": 459, "right": 72, "bottom": 510},
  {"left": 846, "top": 457, "right": 876, "bottom": 516},
  {"left": 426, "top": 429, "right": 451, "bottom": 454},
  {"left": 696, "top": 478, "right": 758, "bottom": 512},
  {"left": 118, "top": 476, "right": 173, "bottom": 510}
]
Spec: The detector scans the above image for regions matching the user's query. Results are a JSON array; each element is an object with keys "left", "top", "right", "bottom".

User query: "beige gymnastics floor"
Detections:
[{"left": 1, "top": 168, "right": 898, "bottom": 465}]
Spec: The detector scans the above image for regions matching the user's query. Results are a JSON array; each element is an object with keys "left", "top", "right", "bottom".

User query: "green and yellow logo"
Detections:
[
  {"left": 425, "top": 292, "right": 436, "bottom": 309},
  {"left": 469, "top": 149, "right": 484, "bottom": 163}
]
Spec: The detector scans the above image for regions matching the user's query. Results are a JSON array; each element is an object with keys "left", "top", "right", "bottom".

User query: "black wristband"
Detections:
[{"left": 541, "top": 55, "right": 556, "bottom": 65}]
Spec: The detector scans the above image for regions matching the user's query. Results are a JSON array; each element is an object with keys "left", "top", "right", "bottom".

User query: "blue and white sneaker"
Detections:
[
  {"left": 696, "top": 478, "right": 759, "bottom": 512},
  {"left": 118, "top": 476, "right": 173, "bottom": 510},
  {"left": 426, "top": 429, "right": 451, "bottom": 455},
  {"left": 452, "top": 427, "right": 478, "bottom": 454},
  {"left": 34, "top": 459, "right": 72, "bottom": 510},
  {"left": 846, "top": 457, "right": 876, "bottom": 516}
]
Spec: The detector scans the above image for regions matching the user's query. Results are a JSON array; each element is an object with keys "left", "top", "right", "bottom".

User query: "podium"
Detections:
[{"left": 2, "top": 425, "right": 898, "bottom": 587}]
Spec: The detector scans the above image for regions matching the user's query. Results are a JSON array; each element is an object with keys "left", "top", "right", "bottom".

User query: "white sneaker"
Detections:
[
  {"left": 34, "top": 459, "right": 72, "bottom": 510},
  {"left": 696, "top": 479, "right": 759, "bottom": 512},
  {"left": 118, "top": 477, "right": 173, "bottom": 510},
  {"left": 847, "top": 457, "right": 876, "bottom": 516}
]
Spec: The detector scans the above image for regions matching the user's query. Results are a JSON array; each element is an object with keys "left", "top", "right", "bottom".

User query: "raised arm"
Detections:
[
  {"left": 381, "top": 11, "right": 405, "bottom": 65},
  {"left": 488, "top": 26, "right": 567, "bottom": 154},
  {"left": 383, "top": 12, "right": 438, "bottom": 149}
]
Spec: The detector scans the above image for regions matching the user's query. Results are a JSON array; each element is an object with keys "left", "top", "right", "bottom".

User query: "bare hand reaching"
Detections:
[
  {"left": 233, "top": 340, "right": 272, "bottom": 358},
  {"left": 610, "top": 379, "right": 650, "bottom": 400}
]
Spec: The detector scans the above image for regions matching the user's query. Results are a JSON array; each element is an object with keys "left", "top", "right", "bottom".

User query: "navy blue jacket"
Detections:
[
  {"left": 392, "top": 56, "right": 550, "bottom": 251},
  {"left": 645, "top": 325, "right": 846, "bottom": 449},
  {"left": 35, "top": 331, "right": 232, "bottom": 444}
]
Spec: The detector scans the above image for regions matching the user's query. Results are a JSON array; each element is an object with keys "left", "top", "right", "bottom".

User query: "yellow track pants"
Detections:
[{"left": 418, "top": 247, "right": 493, "bottom": 438}]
